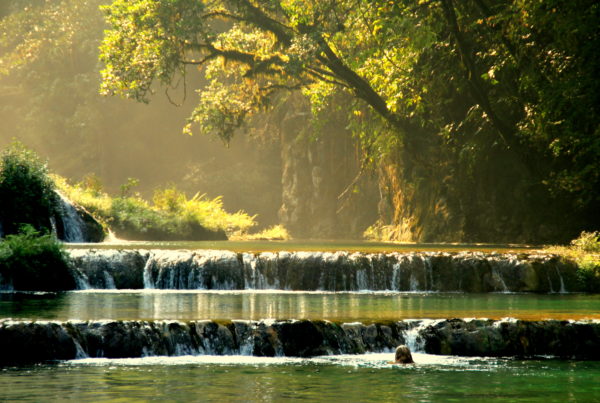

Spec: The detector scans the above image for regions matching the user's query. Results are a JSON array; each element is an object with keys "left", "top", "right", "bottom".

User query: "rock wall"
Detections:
[
  {"left": 418, "top": 318, "right": 600, "bottom": 359},
  {"left": 376, "top": 142, "right": 582, "bottom": 244},
  {"left": 69, "top": 249, "right": 580, "bottom": 293},
  {"left": 0, "top": 191, "right": 104, "bottom": 243},
  {"left": 278, "top": 97, "right": 378, "bottom": 239},
  {"left": 1, "top": 318, "right": 598, "bottom": 365},
  {"left": 55, "top": 192, "right": 105, "bottom": 242}
]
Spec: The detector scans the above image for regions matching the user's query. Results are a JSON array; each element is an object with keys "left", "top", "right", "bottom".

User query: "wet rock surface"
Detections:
[
  {"left": 69, "top": 249, "right": 579, "bottom": 292},
  {"left": 55, "top": 193, "right": 104, "bottom": 243},
  {"left": 420, "top": 318, "right": 600, "bottom": 359},
  {"left": 1, "top": 318, "right": 598, "bottom": 365}
]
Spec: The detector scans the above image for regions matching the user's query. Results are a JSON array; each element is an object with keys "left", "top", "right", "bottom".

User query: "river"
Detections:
[{"left": 1, "top": 241, "right": 598, "bottom": 401}]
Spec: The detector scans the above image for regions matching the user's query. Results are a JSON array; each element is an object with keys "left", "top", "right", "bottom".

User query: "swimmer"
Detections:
[{"left": 392, "top": 345, "right": 414, "bottom": 364}]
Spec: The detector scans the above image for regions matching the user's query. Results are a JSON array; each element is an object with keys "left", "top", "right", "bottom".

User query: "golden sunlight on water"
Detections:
[{"left": 2, "top": 291, "right": 598, "bottom": 322}]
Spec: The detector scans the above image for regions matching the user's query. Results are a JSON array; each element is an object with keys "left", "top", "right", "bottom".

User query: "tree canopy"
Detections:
[{"left": 99, "top": 0, "right": 600, "bottom": 241}]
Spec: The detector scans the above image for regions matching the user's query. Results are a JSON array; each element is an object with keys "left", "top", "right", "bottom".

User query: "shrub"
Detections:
[
  {"left": 575, "top": 254, "right": 600, "bottom": 292},
  {"left": 363, "top": 221, "right": 401, "bottom": 242},
  {"left": 234, "top": 225, "right": 290, "bottom": 241},
  {"left": 109, "top": 196, "right": 190, "bottom": 240},
  {"left": 0, "top": 142, "right": 59, "bottom": 236},
  {"left": 176, "top": 191, "right": 256, "bottom": 235},
  {"left": 547, "top": 231, "right": 600, "bottom": 292},
  {"left": 0, "top": 225, "right": 75, "bottom": 291},
  {"left": 571, "top": 231, "right": 600, "bottom": 252},
  {"left": 57, "top": 178, "right": 255, "bottom": 240}
]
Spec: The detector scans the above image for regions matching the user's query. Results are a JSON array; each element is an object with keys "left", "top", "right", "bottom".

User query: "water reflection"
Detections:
[
  {"left": 0, "top": 292, "right": 67, "bottom": 319},
  {"left": 1, "top": 355, "right": 599, "bottom": 401},
  {"left": 2, "top": 291, "right": 599, "bottom": 322}
]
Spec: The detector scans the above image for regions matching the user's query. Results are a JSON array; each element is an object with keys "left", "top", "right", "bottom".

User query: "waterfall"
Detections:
[
  {"left": 49, "top": 216, "right": 58, "bottom": 237},
  {"left": 103, "top": 271, "right": 116, "bottom": 289},
  {"left": 546, "top": 272, "right": 555, "bottom": 293},
  {"left": 72, "top": 268, "right": 90, "bottom": 290},
  {"left": 402, "top": 319, "right": 442, "bottom": 352},
  {"left": 491, "top": 266, "right": 509, "bottom": 292},
  {"left": 409, "top": 273, "right": 419, "bottom": 291},
  {"left": 57, "top": 192, "right": 85, "bottom": 242},
  {"left": 555, "top": 266, "right": 567, "bottom": 293},
  {"left": 356, "top": 269, "right": 368, "bottom": 290},
  {"left": 426, "top": 259, "right": 434, "bottom": 291},
  {"left": 143, "top": 258, "right": 155, "bottom": 289},
  {"left": 68, "top": 249, "right": 579, "bottom": 293},
  {"left": 391, "top": 263, "right": 401, "bottom": 291},
  {"left": 3, "top": 318, "right": 597, "bottom": 365}
]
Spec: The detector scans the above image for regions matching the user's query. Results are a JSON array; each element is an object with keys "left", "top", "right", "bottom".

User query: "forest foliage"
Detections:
[
  {"left": 2, "top": 0, "right": 599, "bottom": 242},
  {"left": 97, "top": 0, "right": 600, "bottom": 242},
  {"left": 56, "top": 175, "right": 256, "bottom": 239},
  {"left": 0, "top": 0, "right": 282, "bottom": 230},
  {"left": 0, "top": 142, "right": 59, "bottom": 236},
  {"left": 0, "top": 225, "right": 74, "bottom": 291}
]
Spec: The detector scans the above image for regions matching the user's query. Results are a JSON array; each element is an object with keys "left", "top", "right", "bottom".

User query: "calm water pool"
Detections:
[
  {"left": 1, "top": 291, "right": 599, "bottom": 322},
  {"left": 1, "top": 354, "right": 598, "bottom": 401},
  {"left": 3, "top": 242, "right": 597, "bottom": 401}
]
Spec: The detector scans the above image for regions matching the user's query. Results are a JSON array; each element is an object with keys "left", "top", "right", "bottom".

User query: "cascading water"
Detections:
[
  {"left": 491, "top": 266, "right": 509, "bottom": 292},
  {"left": 556, "top": 266, "right": 567, "bottom": 293},
  {"left": 1, "top": 318, "right": 598, "bottom": 365},
  {"left": 67, "top": 249, "right": 578, "bottom": 293},
  {"left": 402, "top": 319, "right": 443, "bottom": 352},
  {"left": 57, "top": 192, "right": 85, "bottom": 242},
  {"left": 103, "top": 271, "right": 116, "bottom": 289}
]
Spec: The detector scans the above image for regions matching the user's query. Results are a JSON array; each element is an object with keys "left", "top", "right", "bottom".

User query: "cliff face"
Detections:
[
  {"left": 374, "top": 142, "right": 585, "bottom": 244},
  {"left": 278, "top": 101, "right": 378, "bottom": 239},
  {"left": 260, "top": 87, "right": 590, "bottom": 243}
]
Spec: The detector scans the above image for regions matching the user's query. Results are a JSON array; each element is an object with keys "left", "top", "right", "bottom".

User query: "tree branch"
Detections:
[
  {"left": 439, "top": 0, "right": 520, "bottom": 150},
  {"left": 227, "top": 0, "right": 293, "bottom": 46}
]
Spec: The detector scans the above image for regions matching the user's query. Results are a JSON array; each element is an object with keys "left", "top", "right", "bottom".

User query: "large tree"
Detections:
[{"left": 100, "top": 0, "right": 600, "bottom": 241}]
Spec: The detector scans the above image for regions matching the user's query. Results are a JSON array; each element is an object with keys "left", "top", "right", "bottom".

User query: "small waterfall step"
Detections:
[
  {"left": 69, "top": 249, "right": 580, "bottom": 293},
  {"left": 55, "top": 192, "right": 105, "bottom": 243},
  {"left": 1, "top": 318, "right": 598, "bottom": 366}
]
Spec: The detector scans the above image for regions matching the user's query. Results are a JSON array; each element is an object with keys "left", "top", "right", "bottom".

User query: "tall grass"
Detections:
[
  {"left": 545, "top": 231, "right": 600, "bottom": 292},
  {"left": 55, "top": 176, "right": 256, "bottom": 239}
]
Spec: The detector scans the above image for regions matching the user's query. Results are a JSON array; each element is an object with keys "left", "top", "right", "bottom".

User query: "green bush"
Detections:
[
  {"left": 0, "top": 142, "right": 58, "bottom": 236},
  {"left": 0, "top": 225, "right": 75, "bottom": 291},
  {"left": 57, "top": 177, "right": 254, "bottom": 240},
  {"left": 575, "top": 255, "right": 600, "bottom": 292},
  {"left": 547, "top": 231, "right": 600, "bottom": 292},
  {"left": 571, "top": 231, "right": 600, "bottom": 253},
  {"left": 109, "top": 196, "right": 189, "bottom": 240}
]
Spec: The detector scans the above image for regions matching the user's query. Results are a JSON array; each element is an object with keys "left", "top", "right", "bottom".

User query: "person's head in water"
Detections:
[{"left": 394, "top": 345, "right": 414, "bottom": 364}]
